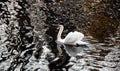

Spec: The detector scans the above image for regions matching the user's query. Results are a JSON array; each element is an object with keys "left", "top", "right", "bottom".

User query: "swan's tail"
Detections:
[{"left": 77, "top": 40, "right": 89, "bottom": 45}]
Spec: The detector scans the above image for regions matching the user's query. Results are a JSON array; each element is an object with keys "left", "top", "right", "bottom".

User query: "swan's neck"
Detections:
[{"left": 57, "top": 25, "right": 64, "bottom": 40}]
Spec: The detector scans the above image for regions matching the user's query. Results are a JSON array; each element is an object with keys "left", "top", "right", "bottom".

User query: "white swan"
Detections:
[
  {"left": 56, "top": 25, "right": 89, "bottom": 56},
  {"left": 56, "top": 25, "right": 88, "bottom": 46}
]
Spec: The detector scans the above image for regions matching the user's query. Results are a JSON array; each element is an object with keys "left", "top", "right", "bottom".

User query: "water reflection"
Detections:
[{"left": 68, "top": 41, "right": 120, "bottom": 71}]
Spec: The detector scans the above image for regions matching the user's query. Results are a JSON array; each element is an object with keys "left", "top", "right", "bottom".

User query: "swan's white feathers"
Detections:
[
  {"left": 64, "top": 32, "right": 75, "bottom": 44},
  {"left": 64, "top": 31, "right": 85, "bottom": 45}
]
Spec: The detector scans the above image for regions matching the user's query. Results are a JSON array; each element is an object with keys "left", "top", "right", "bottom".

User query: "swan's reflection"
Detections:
[{"left": 63, "top": 44, "right": 89, "bottom": 56}]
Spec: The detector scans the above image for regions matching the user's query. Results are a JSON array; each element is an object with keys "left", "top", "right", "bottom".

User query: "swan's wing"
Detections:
[
  {"left": 63, "top": 44, "right": 89, "bottom": 57},
  {"left": 64, "top": 32, "right": 76, "bottom": 44},
  {"left": 64, "top": 31, "right": 84, "bottom": 45},
  {"left": 74, "top": 31, "right": 84, "bottom": 40}
]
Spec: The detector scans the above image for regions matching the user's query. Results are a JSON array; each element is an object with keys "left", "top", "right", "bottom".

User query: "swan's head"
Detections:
[{"left": 57, "top": 25, "right": 63, "bottom": 30}]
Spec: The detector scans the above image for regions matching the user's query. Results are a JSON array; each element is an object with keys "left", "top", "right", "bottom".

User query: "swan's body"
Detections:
[
  {"left": 56, "top": 25, "right": 89, "bottom": 56},
  {"left": 57, "top": 25, "right": 88, "bottom": 46}
]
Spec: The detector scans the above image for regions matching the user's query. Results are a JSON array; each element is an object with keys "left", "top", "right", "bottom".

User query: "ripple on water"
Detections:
[
  {"left": 99, "top": 67, "right": 116, "bottom": 71},
  {"left": 105, "top": 50, "right": 120, "bottom": 62}
]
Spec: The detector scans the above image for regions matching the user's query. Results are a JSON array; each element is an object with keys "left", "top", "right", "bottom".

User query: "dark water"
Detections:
[{"left": 0, "top": 0, "right": 120, "bottom": 71}]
